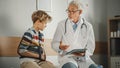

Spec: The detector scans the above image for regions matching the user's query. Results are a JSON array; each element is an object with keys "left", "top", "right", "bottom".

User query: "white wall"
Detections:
[
  {"left": 0, "top": 0, "right": 68, "bottom": 39},
  {"left": 42, "top": 0, "right": 67, "bottom": 39},
  {"left": 0, "top": 0, "right": 36, "bottom": 36},
  {"left": 0, "top": 0, "right": 119, "bottom": 41}
]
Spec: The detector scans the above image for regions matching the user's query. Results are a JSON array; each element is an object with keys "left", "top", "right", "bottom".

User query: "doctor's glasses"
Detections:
[{"left": 66, "top": 9, "right": 80, "bottom": 14}]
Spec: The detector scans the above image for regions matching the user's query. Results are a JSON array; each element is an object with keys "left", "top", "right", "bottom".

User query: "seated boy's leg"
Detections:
[{"left": 21, "top": 61, "right": 41, "bottom": 68}]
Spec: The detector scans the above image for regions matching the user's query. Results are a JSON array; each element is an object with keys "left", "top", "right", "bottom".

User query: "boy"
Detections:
[{"left": 18, "top": 10, "right": 55, "bottom": 68}]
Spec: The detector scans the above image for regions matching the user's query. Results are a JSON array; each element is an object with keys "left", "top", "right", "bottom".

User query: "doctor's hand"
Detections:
[{"left": 59, "top": 42, "right": 69, "bottom": 51}]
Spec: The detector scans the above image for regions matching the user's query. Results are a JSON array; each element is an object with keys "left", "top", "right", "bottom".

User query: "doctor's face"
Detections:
[{"left": 67, "top": 4, "right": 82, "bottom": 23}]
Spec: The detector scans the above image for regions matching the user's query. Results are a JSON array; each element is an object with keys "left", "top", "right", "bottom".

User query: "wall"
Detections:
[
  {"left": 92, "top": 0, "right": 107, "bottom": 42},
  {"left": 0, "top": 0, "right": 68, "bottom": 39},
  {"left": 42, "top": 0, "right": 67, "bottom": 39},
  {"left": 0, "top": 0, "right": 35, "bottom": 36},
  {"left": 107, "top": 0, "right": 120, "bottom": 18},
  {"left": 0, "top": 0, "right": 107, "bottom": 42}
]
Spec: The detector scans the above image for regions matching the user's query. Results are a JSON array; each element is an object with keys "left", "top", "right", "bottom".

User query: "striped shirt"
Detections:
[{"left": 18, "top": 27, "right": 44, "bottom": 55}]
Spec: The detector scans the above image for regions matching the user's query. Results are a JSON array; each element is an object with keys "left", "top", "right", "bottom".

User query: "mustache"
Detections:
[{"left": 68, "top": 17, "right": 74, "bottom": 22}]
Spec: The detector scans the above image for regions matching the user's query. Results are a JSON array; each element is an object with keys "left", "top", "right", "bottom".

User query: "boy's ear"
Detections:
[{"left": 79, "top": 10, "right": 82, "bottom": 14}]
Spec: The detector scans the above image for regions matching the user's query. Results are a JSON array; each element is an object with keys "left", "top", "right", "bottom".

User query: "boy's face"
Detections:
[{"left": 36, "top": 20, "right": 47, "bottom": 31}]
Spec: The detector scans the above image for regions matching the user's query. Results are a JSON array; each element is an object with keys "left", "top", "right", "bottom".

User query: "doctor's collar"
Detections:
[
  {"left": 69, "top": 18, "right": 83, "bottom": 25},
  {"left": 80, "top": 17, "right": 84, "bottom": 24}
]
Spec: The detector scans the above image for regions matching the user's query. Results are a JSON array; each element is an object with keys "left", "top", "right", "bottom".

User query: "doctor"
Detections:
[{"left": 52, "top": 0, "right": 97, "bottom": 68}]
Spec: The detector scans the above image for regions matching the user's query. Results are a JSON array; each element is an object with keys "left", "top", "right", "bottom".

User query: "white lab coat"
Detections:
[{"left": 51, "top": 18, "right": 95, "bottom": 68}]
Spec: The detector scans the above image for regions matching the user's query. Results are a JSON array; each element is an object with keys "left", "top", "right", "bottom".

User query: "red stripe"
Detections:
[{"left": 33, "top": 36, "right": 39, "bottom": 40}]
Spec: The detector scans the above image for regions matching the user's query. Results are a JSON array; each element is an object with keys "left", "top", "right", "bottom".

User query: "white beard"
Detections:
[{"left": 69, "top": 18, "right": 74, "bottom": 22}]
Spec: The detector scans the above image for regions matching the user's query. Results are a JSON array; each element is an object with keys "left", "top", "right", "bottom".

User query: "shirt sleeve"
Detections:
[
  {"left": 51, "top": 22, "right": 64, "bottom": 53},
  {"left": 86, "top": 24, "right": 95, "bottom": 56},
  {"left": 18, "top": 31, "right": 33, "bottom": 53}
]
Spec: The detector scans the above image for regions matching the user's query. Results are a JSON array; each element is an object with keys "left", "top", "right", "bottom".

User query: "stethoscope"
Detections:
[{"left": 64, "top": 18, "right": 87, "bottom": 36}]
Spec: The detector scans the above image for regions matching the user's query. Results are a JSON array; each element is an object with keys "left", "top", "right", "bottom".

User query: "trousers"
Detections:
[{"left": 21, "top": 60, "right": 56, "bottom": 68}]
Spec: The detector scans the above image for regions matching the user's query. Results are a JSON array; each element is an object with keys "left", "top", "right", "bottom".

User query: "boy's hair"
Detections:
[{"left": 32, "top": 10, "right": 52, "bottom": 24}]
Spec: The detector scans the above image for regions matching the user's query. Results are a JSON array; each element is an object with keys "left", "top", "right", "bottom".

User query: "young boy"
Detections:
[{"left": 18, "top": 10, "right": 55, "bottom": 68}]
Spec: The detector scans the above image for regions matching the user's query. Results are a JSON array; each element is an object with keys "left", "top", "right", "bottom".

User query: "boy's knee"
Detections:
[{"left": 21, "top": 61, "right": 40, "bottom": 68}]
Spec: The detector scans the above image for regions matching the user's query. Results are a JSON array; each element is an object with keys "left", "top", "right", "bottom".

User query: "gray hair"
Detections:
[{"left": 69, "top": 0, "right": 84, "bottom": 10}]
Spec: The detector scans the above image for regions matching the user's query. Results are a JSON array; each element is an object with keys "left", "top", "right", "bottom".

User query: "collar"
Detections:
[{"left": 70, "top": 17, "right": 83, "bottom": 25}]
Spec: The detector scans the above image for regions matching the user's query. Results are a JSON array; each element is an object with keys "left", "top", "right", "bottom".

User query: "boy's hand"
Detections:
[{"left": 32, "top": 40, "right": 39, "bottom": 46}]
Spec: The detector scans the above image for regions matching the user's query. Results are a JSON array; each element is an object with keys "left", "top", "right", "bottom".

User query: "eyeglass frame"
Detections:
[{"left": 66, "top": 9, "right": 80, "bottom": 14}]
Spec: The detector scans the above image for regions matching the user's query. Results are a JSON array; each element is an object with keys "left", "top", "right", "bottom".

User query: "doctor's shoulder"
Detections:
[
  {"left": 85, "top": 20, "right": 93, "bottom": 29},
  {"left": 57, "top": 19, "right": 67, "bottom": 26},
  {"left": 58, "top": 19, "right": 66, "bottom": 24}
]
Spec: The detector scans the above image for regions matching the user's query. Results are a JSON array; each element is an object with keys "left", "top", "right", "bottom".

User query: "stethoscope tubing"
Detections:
[{"left": 64, "top": 18, "right": 87, "bottom": 34}]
